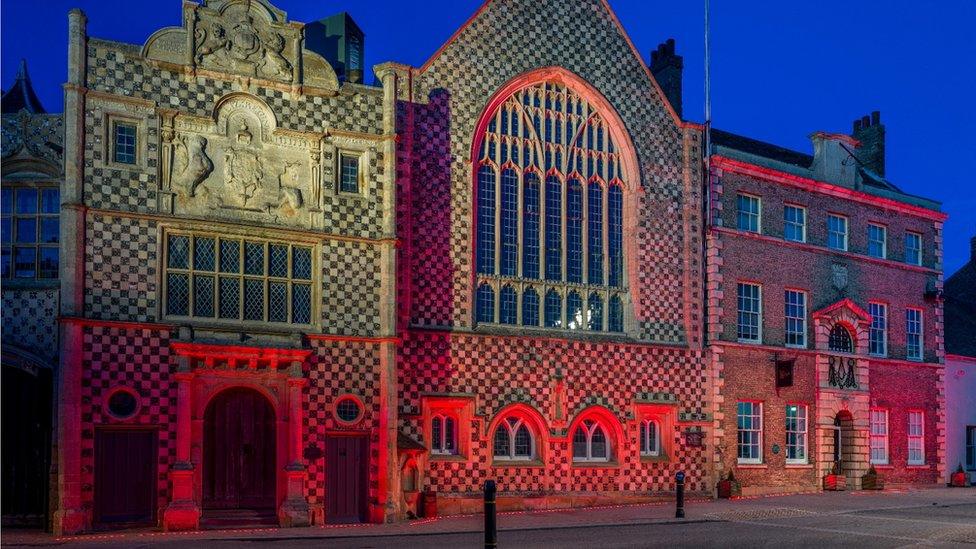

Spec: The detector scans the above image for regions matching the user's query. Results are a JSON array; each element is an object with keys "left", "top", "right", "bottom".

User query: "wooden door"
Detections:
[
  {"left": 325, "top": 435, "right": 368, "bottom": 523},
  {"left": 203, "top": 388, "right": 276, "bottom": 510},
  {"left": 1, "top": 366, "right": 52, "bottom": 527},
  {"left": 94, "top": 429, "right": 156, "bottom": 525}
]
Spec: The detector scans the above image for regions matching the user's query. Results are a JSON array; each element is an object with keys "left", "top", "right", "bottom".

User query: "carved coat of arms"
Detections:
[{"left": 831, "top": 263, "right": 848, "bottom": 291}]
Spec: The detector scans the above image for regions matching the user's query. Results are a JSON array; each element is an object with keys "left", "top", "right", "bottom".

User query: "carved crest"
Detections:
[{"left": 831, "top": 263, "right": 848, "bottom": 291}]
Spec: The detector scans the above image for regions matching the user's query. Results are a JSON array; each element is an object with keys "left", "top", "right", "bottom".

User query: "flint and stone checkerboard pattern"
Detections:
[
  {"left": 321, "top": 240, "right": 383, "bottom": 336},
  {"left": 399, "top": 0, "right": 703, "bottom": 343},
  {"left": 1, "top": 289, "right": 59, "bottom": 361},
  {"left": 84, "top": 213, "right": 158, "bottom": 322}
]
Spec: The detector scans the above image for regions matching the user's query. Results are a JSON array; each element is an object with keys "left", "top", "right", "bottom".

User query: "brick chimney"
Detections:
[
  {"left": 650, "top": 38, "right": 683, "bottom": 118},
  {"left": 851, "top": 111, "right": 885, "bottom": 177}
]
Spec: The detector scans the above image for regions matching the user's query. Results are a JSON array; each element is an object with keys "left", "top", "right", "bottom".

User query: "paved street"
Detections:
[{"left": 4, "top": 488, "right": 974, "bottom": 548}]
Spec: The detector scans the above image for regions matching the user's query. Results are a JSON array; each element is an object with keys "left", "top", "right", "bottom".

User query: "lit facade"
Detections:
[{"left": 0, "top": 0, "right": 951, "bottom": 535}]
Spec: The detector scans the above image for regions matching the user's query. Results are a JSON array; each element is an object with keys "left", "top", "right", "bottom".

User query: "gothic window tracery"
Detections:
[{"left": 474, "top": 82, "right": 627, "bottom": 332}]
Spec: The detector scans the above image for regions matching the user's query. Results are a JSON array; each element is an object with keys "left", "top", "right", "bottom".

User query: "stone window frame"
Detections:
[
  {"left": 785, "top": 403, "right": 808, "bottom": 465},
  {"left": 492, "top": 416, "right": 536, "bottom": 462},
  {"left": 867, "top": 222, "right": 887, "bottom": 259},
  {"left": 736, "top": 192, "right": 761, "bottom": 234},
  {"left": 639, "top": 418, "right": 661, "bottom": 458},
  {"left": 1, "top": 183, "right": 60, "bottom": 281},
  {"left": 159, "top": 226, "right": 320, "bottom": 331},
  {"left": 103, "top": 386, "right": 142, "bottom": 422},
  {"left": 906, "top": 409, "right": 925, "bottom": 465},
  {"left": 422, "top": 396, "right": 474, "bottom": 461},
  {"left": 571, "top": 418, "right": 611, "bottom": 463},
  {"left": 104, "top": 112, "right": 147, "bottom": 170},
  {"left": 736, "top": 400, "right": 763, "bottom": 465},
  {"left": 905, "top": 307, "right": 924, "bottom": 361},
  {"left": 868, "top": 301, "right": 888, "bottom": 357},
  {"left": 869, "top": 407, "right": 889, "bottom": 465},
  {"left": 471, "top": 80, "right": 632, "bottom": 335},
  {"left": 330, "top": 135, "right": 375, "bottom": 199},
  {"left": 784, "top": 288, "right": 807, "bottom": 348},
  {"left": 783, "top": 202, "right": 806, "bottom": 243},
  {"left": 634, "top": 403, "right": 675, "bottom": 462}
]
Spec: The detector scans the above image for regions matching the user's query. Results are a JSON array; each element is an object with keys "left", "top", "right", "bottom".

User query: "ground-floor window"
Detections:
[
  {"left": 907, "top": 411, "right": 924, "bottom": 465},
  {"left": 785, "top": 404, "right": 808, "bottom": 464},
  {"left": 640, "top": 419, "right": 660, "bottom": 457},
  {"left": 736, "top": 401, "right": 762, "bottom": 464},
  {"left": 572, "top": 419, "right": 610, "bottom": 462},
  {"left": 870, "top": 408, "right": 889, "bottom": 465},
  {"left": 431, "top": 414, "right": 458, "bottom": 455},
  {"left": 493, "top": 417, "right": 534, "bottom": 461}
]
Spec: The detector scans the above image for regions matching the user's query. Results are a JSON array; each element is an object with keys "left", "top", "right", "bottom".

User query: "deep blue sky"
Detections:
[{"left": 3, "top": 0, "right": 974, "bottom": 273}]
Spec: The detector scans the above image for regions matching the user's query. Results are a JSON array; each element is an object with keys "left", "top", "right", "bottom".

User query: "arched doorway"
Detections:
[
  {"left": 203, "top": 388, "right": 276, "bottom": 512},
  {"left": 832, "top": 410, "right": 855, "bottom": 482},
  {"left": 1, "top": 364, "right": 52, "bottom": 527}
]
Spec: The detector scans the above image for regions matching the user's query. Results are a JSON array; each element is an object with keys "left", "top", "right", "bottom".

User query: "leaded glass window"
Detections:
[
  {"left": 1, "top": 187, "right": 59, "bottom": 279},
  {"left": 500, "top": 285, "right": 517, "bottom": 325},
  {"left": 164, "top": 233, "right": 313, "bottom": 325},
  {"left": 493, "top": 417, "right": 534, "bottom": 461},
  {"left": 113, "top": 122, "right": 137, "bottom": 164},
  {"left": 474, "top": 81, "right": 628, "bottom": 331}
]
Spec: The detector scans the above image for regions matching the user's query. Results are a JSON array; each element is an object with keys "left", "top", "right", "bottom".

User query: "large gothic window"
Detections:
[{"left": 474, "top": 82, "right": 628, "bottom": 332}]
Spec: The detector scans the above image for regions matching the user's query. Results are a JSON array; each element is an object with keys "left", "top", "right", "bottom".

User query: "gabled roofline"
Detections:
[{"left": 414, "top": 0, "right": 699, "bottom": 130}]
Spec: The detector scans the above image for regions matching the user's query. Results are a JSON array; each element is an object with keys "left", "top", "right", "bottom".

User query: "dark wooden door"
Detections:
[
  {"left": 94, "top": 429, "right": 156, "bottom": 525},
  {"left": 325, "top": 435, "right": 368, "bottom": 523},
  {"left": 203, "top": 388, "right": 276, "bottom": 510},
  {"left": 1, "top": 366, "right": 52, "bottom": 527}
]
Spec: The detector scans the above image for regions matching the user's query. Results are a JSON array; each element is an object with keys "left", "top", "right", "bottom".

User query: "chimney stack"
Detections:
[
  {"left": 851, "top": 110, "right": 885, "bottom": 177},
  {"left": 650, "top": 38, "right": 683, "bottom": 118}
]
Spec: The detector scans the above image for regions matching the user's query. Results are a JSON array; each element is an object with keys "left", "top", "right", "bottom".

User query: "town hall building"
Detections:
[{"left": 0, "top": 0, "right": 949, "bottom": 534}]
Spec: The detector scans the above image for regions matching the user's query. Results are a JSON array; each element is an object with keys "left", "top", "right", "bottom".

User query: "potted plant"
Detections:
[
  {"left": 862, "top": 465, "right": 884, "bottom": 490},
  {"left": 950, "top": 463, "right": 969, "bottom": 487},
  {"left": 823, "top": 461, "right": 846, "bottom": 491},
  {"left": 717, "top": 470, "right": 741, "bottom": 499}
]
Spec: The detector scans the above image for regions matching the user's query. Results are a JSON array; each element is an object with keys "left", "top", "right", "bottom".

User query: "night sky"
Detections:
[{"left": 2, "top": 0, "right": 973, "bottom": 273}]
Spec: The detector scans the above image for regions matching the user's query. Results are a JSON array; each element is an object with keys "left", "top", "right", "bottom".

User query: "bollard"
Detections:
[
  {"left": 675, "top": 471, "right": 685, "bottom": 519},
  {"left": 484, "top": 480, "right": 497, "bottom": 548}
]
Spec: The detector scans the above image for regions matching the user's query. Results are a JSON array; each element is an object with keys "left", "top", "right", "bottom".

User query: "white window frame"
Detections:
[
  {"left": 870, "top": 408, "right": 889, "bottom": 465},
  {"left": 736, "top": 282, "right": 762, "bottom": 344},
  {"left": 639, "top": 419, "right": 661, "bottom": 457},
  {"left": 430, "top": 413, "right": 459, "bottom": 456},
  {"left": 338, "top": 152, "right": 362, "bottom": 194},
  {"left": 783, "top": 204, "right": 806, "bottom": 243},
  {"left": 785, "top": 404, "right": 808, "bottom": 464},
  {"left": 907, "top": 411, "right": 924, "bottom": 465},
  {"left": 867, "top": 223, "right": 887, "bottom": 259},
  {"left": 868, "top": 302, "right": 888, "bottom": 357},
  {"left": 493, "top": 417, "right": 535, "bottom": 461},
  {"left": 906, "top": 308, "right": 923, "bottom": 361},
  {"left": 905, "top": 231, "right": 922, "bottom": 266},
  {"left": 784, "top": 289, "right": 807, "bottom": 348},
  {"left": 572, "top": 419, "right": 611, "bottom": 463},
  {"left": 736, "top": 401, "right": 763, "bottom": 464},
  {"left": 736, "top": 193, "right": 761, "bottom": 233},
  {"left": 827, "top": 214, "right": 848, "bottom": 251}
]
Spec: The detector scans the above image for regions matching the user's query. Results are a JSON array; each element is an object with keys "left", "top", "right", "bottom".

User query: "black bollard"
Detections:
[
  {"left": 485, "top": 480, "right": 497, "bottom": 548},
  {"left": 675, "top": 471, "right": 685, "bottom": 519}
]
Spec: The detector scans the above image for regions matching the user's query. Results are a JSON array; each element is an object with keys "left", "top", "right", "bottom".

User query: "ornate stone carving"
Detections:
[{"left": 172, "top": 134, "right": 214, "bottom": 198}]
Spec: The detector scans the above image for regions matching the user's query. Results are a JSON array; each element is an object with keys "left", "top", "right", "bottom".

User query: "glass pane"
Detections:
[
  {"left": 1, "top": 218, "right": 11, "bottom": 243},
  {"left": 432, "top": 418, "right": 442, "bottom": 451},
  {"left": 167, "top": 235, "right": 190, "bottom": 269},
  {"left": 166, "top": 273, "right": 189, "bottom": 315},
  {"left": 269, "top": 244, "right": 288, "bottom": 278},
  {"left": 514, "top": 425, "right": 532, "bottom": 457},
  {"left": 244, "top": 278, "right": 264, "bottom": 320},
  {"left": 572, "top": 427, "right": 588, "bottom": 458},
  {"left": 476, "top": 165, "right": 495, "bottom": 274},
  {"left": 292, "top": 283, "right": 311, "bottom": 324},
  {"left": 194, "top": 237, "right": 215, "bottom": 271},
  {"left": 292, "top": 246, "right": 312, "bottom": 280},
  {"left": 500, "top": 169, "right": 518, "bottom": 276},
  {"left": 1, "top": 188, "right": 11, "bottom": 215},
  {"left": 193, "top": 275, "right": 215, "bottom": 317},
  {"left": 40, "top": 189, "right": 59, "bottom": 214},
  {"left": 114, "top": 123, "right": 137, "bottom": 164},
  {"left": 38, "top": 247, "right": 58, "bottom": 278},
  {"left": 15, "top": 218, "right": 36, "bottom": 243},
  {"left": 13, "top": 247, "right": 35, "bottom": 278},
  {"left": 268, "top": 281, "right": 287, "bottom": 322},
  {"left": 219, "top": 239, "right": 240, "bottom": 273},
  {"left": 219, "top": 277, "right": 240, "bottom": 319},
  {"left": 339, "top": 155, "right": 360, "bottom": 193},
  {"left": 40, "top": 218, "right": 59, "bottom": 243},
  {"left": 500, "top": 286, "right": 517, "bottom": 325},
  {"left": 15, "top": 189, "right": 37, "bottom": 214},
  {"left": 591, "top": 427, "right": 607, "bottom": 458},
  {"left": 1, "top": 246, "right": 10, "bottom": 278},
  {"left": 244, "top": 241, "right": 264, "bottom": 275},
  {"left": 445, "top": 417, "right": 456, "bottom": 451},
  {"left": 493, "top": 427, "right": 510, "bottom": 458},
  {"left": 566, "top": 179, "right": 583, "bottom": 283}
]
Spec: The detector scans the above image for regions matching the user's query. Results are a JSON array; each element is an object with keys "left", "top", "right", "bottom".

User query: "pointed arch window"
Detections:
[
  {"left": 493, "top": 417, "right": 535, "bottom": 461},
  {"left": 500, "top": 285, "right": 517, "bottom": 325},
  {"left": 431, "top": 414, "right": 458, "bottom": 455},
  {"left": 474, "top": 81, "right": 629, "bottom": 331},
  {"left": 572, "top": 419, "right": 610, "bottom": 462},
  {"left": 640, "top": 419, "right": 661, "bottom": 457}
]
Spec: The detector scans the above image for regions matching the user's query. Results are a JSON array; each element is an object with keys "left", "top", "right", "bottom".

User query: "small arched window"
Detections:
[
  {"left": 493, "top": 417, "right": 535, "bottom": 460},
  {"left": 828, "top": 324, "right": 854, "bottom": 353},
  {"left": 640, "top": 419, "right": 660, "bottom": 457},
  {"left": 544, "top": 289, "right": 562, "bottom": 328},
  {"left": 587, "top": 292, "right": 603, "bottom": 331},
  {"left": 522, "top": 287, "right": 540, "bottom": 326},
  {"left": 500, "top": 285, "right": 517, "bottom": 325},
  {"left": 572, "top": 419, "right": 610, "bottom": 462},
  {"left": 431, "top": 414, "right": 458, "bottom": 455},
  {"left": 476, "top": 283, "right": 494, "bottom": 323}
]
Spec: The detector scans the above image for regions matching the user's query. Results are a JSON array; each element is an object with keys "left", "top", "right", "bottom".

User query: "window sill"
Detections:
[
  {"left": 871, "top": 464, "right": 894, "bottom": 469},
  {"left": 640, "top": 454, "right": 670, "bottom": 463},
  {"left": 571, "top": 460, "right": 620, "bottom": 469},
  {"left": 785, "top": 463, "right": 813, "bottom": 469},
  {"left": 492, "top": 459, "right": 545, "bottom": 469},
  {"left": 163, "top": 317, "right": 317, "bottom": 337},
  {"left": 0, "top": 278, "right": 60, "bottom": 289},
  {"left": 736, "top": 463, "right": 767, "bottom": 469},
  {"left": 906, "top": 464, "right": 930, "bottom": 469},
  {"left": 430, "top": 453, "right": 467, "bottom": 462},
  {"left": 737, "top": 339, "right": 761, "bottom": 345},
  {"left": 785, "top": 344, "right": 807, "bottom": 350}
]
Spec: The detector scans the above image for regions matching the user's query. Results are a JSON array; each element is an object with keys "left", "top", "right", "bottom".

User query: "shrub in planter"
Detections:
[
  {"left": 717, "top": 470, "right": 741, "bottom": 499},
  {"left": 823, "top": 461, "right": 846, "bottom": 491},
  {"left": 950, "top": 463, "right": 969, "bottom": 487},
  {"left": 862, "top": 465, "right": 884, "bottom": 490}
]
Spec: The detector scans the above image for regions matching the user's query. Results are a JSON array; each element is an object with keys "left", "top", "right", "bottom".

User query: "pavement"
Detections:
[{"left": 3, "top": 486, "right": 974, "bottom": 548}]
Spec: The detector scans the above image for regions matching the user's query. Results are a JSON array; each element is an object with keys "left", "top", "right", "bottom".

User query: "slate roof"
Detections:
[
  {"left": 711, "top": 128, "right": 813, "bottom": 168},
  {"left": 1, "top": 59, "right": 45, "bottom": 114},
  {"left": 945, "top": 239, "right": 976, "bottom": 358}
]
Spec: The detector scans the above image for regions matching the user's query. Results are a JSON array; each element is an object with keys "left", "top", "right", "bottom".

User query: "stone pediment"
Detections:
[
  {"left": 143, "top": 0, "right": 338, "bottom": 91},
  {"left": 159, "top": 92, "right": 324, "bottom": 228},
  {"left": 812, "top": 298, "right": 871, "bottom": 327}
]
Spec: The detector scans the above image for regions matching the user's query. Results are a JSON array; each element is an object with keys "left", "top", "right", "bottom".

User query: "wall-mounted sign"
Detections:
[{"left": 775, "top": 360, "right": 794, "bottom": 388}]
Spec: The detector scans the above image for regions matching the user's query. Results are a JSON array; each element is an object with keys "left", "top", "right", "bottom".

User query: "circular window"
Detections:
[
  {"left": 335, "top": 397, "right": 362, "bottom": 423},
  {"left": 107, "top": 389, "right": 139, "bottom": 419}
]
